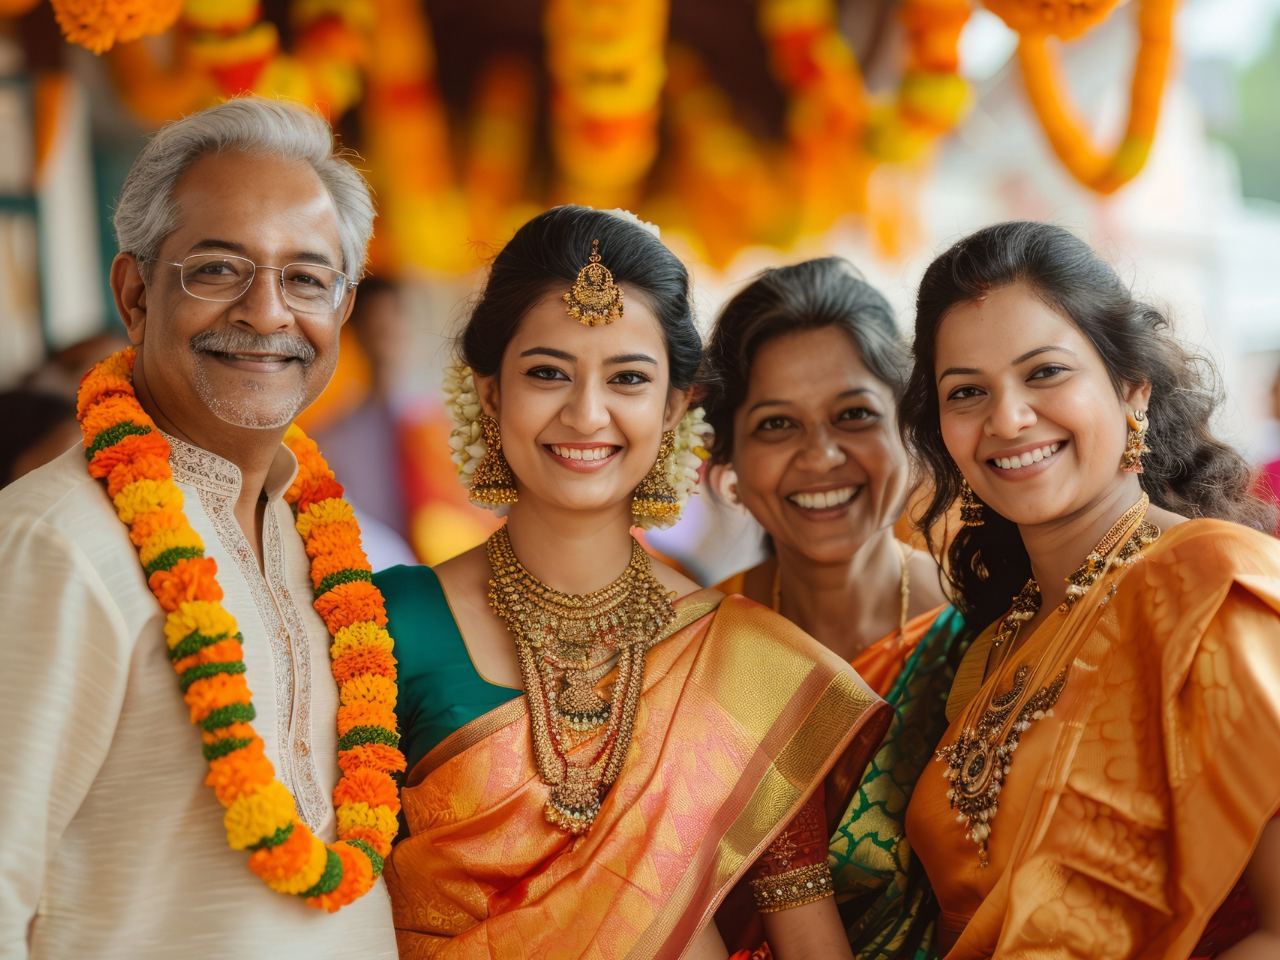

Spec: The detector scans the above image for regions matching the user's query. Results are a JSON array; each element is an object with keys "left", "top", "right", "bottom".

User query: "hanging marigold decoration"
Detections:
[
  {"left": 48, "top": 0, "right": 182, "bottom": 54},
  {"left": 985, "top": 0, "right": 1178, "bottom": 193}
]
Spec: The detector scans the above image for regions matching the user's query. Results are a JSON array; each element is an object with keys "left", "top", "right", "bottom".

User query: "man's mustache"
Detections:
[{"left": 190, "top": 329, "right": 317, "bottom": 365}]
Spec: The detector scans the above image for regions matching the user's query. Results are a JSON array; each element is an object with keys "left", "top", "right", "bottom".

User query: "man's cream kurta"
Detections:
[{"left": 0, "top": 437, "right": 397, "bottom": 959}]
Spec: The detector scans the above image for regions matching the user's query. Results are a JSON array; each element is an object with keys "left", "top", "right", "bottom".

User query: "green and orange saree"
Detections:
[{"left": 376, "top": 566, "right": 891, "bottom": 959}]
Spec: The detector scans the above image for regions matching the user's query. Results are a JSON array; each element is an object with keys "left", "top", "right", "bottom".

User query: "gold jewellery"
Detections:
[
  {"left": 959, "top": 478, "right": 985, "bottom": 528},
  {"left": 564, "top": 239, "right": 624, "bottom": 326},
  {"left": 486, "top": 525, "right": 675, "bottom": 835},
  {"left": 468, "top": 414, "right": 520, "bottom": 507},
  {"left": 631, "top": 430, "right": 680, "bottom": 521},
  {"left": 936, "top": 494, "right": 1160, "bottom": 866},
  {"left": 1121, "top": 409, "right": 1149, "bottom": 473}
]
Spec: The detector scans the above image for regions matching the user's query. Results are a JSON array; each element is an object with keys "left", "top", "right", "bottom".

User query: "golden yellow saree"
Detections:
[
  {"left": 906, "top": 519, "right": 1280, "bottom": 960},
  {"left": 386, "top": 590, "right": 892, "bottom": 959}
]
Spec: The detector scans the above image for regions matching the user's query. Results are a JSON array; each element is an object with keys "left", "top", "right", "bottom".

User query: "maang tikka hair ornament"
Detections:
[{"left": 564, "top": 239, "right": 624, "bottom": 326}]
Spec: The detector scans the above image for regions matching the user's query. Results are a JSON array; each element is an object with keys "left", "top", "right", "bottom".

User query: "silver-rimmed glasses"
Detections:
[{"left": 150, "top": 254, "right": 357, "bottom": 316}]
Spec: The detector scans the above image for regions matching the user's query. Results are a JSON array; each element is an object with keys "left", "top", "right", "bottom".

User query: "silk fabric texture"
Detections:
[
  {"left": 385, "top": 591, "right": 891, "bottom": 958},
  {"left": 906, "top": 519, "right": 1280, "bottom": 960}
]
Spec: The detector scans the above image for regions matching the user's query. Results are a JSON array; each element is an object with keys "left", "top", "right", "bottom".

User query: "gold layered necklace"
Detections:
[
  {"left": 487, "top": 525, "right": 676, "bottom": 835},
  {"left": 937, "top": 495, "right": 1160, "bottom": 866}
]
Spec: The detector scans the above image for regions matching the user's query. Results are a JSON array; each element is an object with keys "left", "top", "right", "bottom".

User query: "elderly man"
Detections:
[{"left": 0, "top": 97, "right": 398, "bottom": 958}]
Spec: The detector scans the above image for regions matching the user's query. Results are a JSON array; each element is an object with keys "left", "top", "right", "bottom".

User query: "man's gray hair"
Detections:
[{"left": 114, "top": 96, "right": 375, "bottom": 280}]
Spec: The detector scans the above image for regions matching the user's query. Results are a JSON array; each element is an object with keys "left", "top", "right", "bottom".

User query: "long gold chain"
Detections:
[
  {"left": 486, "top": 525, "right": 675, "bottom": 835},
  {"left": 936, "top": 494, "right": 1160, "bottom": 866}
]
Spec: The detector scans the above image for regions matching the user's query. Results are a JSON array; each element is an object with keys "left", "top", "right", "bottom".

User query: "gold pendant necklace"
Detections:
[
  {"left": 486, "top": 525, "right": 675, "bottom": 835},
  {"left": 936, "top": 495, "right": 1160, "bottom": 866}
]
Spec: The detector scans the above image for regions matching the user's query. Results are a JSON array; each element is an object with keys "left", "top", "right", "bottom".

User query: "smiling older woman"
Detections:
[
  {"left": 900, "top": 221, "right": 1280, "bottom": 960},
  {"left": 701, "top": 259, "right": 959, "bottom": 960},
  {"left": 375, "top": 208, "right": 891, "bottom": 960}
]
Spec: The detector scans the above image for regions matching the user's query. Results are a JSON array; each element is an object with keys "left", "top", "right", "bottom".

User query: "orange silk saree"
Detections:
[
  {"left": 386, "top": 589, "right": 892, "bottom": 959},
  {"left": 905, "top": 519, "right": 1280, "bottom": 960}
]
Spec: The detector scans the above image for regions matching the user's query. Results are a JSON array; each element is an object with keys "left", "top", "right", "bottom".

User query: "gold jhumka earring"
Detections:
[
  {"left": 631, "top": 431, "right": 680, "bottom": 523},
  {"left": 564, "top": 239, "right": 624, "bottom": 326},
  {"left": 1121, "top": 410, "right": 1148, "bottom": 473},
  {"left": 959, "top": 478, "right": 985, "bottom": 527},
  {"left": 468, "top": 414, "right": 519, "bottom": 506}
]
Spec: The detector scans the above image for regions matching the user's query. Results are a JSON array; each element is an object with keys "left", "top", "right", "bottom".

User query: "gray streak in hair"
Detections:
[{"left": 113, "top": 96, "right": 375, "bottom": 282}]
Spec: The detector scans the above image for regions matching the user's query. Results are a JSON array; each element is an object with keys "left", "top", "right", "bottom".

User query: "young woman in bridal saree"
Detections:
[
  {"left": 899, "top": 221, "right": 1280, "bottom": 960},
  {"left": 375, "top": 207, "right": 891, "bottom": 960},
  {"left": 701, "top": 259, "right": 960, "bottom": 959}
]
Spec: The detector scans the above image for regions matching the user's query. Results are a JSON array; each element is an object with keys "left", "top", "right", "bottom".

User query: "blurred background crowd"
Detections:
[{"left": 2, "top": 0, "right": 1279, "bottom": 582}]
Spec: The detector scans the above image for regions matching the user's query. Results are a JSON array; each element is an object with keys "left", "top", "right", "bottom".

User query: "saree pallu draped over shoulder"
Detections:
[
  {"left": 386, "top": 590, "right": 892, "bottom": 960},
  {"left": 905, "top": 519, "right": 1280, "bottom": 960}
]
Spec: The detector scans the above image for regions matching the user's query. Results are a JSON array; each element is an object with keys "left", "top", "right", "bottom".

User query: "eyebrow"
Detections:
[
  {"left": 747, "top": 387, "right": 874, "bottom": 414},
  {"left": 518, "top": 348, "right": 658, "bottom": 365},
  {"left": 937, "top": 345, "right": 1078, "bottom": 382},
  {"left": 186, "top": 239, "right": 336, "bottom": 268}
]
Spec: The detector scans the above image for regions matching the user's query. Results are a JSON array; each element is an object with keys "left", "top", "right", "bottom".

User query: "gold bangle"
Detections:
[{"left": 748, "top": 862, "right": 834, "bottom": 913}]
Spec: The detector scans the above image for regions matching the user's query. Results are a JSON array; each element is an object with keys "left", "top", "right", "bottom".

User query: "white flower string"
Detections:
[
  {"left": 601, "top": 208, "right": 660, "bottom": 239},
  {"left": 443, "top": 360, "right": 712, "bottom": 525}
]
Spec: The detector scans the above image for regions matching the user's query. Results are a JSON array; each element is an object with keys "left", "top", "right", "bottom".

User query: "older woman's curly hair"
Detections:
[{"left": 900, "top": 221, "right": 1276, "bottom": 636}]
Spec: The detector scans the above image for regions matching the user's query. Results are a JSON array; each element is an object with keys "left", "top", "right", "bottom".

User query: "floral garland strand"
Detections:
[{"left": 76, "top": 348, "right": 404, "bottom": 911}]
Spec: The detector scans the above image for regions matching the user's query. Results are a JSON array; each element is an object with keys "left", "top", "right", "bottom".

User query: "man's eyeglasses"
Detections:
[{"left": 149, "top": 254, "right": 357, "bottom": 316}]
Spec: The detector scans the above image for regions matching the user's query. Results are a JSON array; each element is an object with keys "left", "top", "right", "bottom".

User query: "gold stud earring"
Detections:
[
  {"left": 1121, "top": 410, "right": 1148, "bottom": 473},
  {"left": 468, "top": 414, "right": 519, "bottom": 506},
  {"left": 632, "top": 431, "right": 680, "bottom": 523},
  {"left": 959, "top": 478, "right": 985, "bottom": 527}
]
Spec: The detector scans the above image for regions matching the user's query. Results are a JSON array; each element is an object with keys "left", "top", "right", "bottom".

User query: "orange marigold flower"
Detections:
[
  {"left": 337, "top": 743, "right": 407, "bottom": 777},
  {"left": 306, "top": 841, "right": 373, "bottom": 913},
  {"left": 88, "top": 430, "right": 170, "bottom": 479},
  {"left": 172, "top": 637, "right": 244, "bottom": 675},
  {"left": 247, "top": 818, "right": 314, "bottom": 881},
  {"left": 303, "top": 519, "right": 363, "bottom": 560},
  {"left": 129, "top": 506, "right": 186, "bottom": 547},
  {"left": 106, "top": 453, "right": 171, "bottom": 498},
  {"left": 332, "top": 768, "right": 400, "bottom": 814},
  {"left": 341, "top": 825, "right": 392, "bottom": 858},
  {"left": 336, "top": 701, "right": 396, "bottom": 737},
  {"left": 150, "top": 557, "right": 224, "bottom": 612},
  {"left": 185, "top": 672, "right": 253, "bottom": 724},
  {"left": 205, "top": 739, "right": 276, "bottom": 804},
  {"left": 80, "top": 395, "right": 149, "bottom": 440},
  {"left": 297, "top": 477, "right": 345, "bottom": 514},
  {"left": 308, "top": 549, "right": 372, "bottom": 589},
  {"left": 315, "top": 580, "right": 387, "bottom": 634},
  {"left": 331, "top": 646, "right": 397, "bottom": 686},
  {"left": 202, "top": 722, "right": 257, "bottom": 745}
]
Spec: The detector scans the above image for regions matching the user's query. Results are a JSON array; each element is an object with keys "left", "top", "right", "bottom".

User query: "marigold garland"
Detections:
[{"left": 76, "top": 347, "right": 405, "bottom": 911}]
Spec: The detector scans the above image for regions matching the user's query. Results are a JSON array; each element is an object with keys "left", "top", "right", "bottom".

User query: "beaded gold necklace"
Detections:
[
  {"left": 486, "top": 525, "right": 675, "bottom": 835},
  {"left": 937, "top": 495, "right": 1160, "bottom": 866}
]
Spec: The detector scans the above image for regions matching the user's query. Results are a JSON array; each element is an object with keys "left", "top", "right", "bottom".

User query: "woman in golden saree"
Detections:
[
  {"left": 899, "top": 221, "right": 1280, "bottom": 959},
  {"left": 701, "top": 259, "right": 958, "bottom": 959},
  {"left": 375, "top": 207, "right": 890, "bottom": 959}
]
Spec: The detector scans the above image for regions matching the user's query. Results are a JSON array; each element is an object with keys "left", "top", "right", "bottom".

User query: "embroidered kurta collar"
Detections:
[{"left": 163, "top": 431, "right": 300, "bottom": 502}]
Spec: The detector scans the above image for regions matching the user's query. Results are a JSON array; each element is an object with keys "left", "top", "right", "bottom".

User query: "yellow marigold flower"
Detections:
[
  {"left": 138, "top": 525, "right": 205, "bottom": 568},
  {"left": 263, "top": 832, "right": 330, "bottom": 894},
  {"left": 295, "top": 499, "right": 355, "bottom": 539},
  {"left": 114, "top": 478, "right": 183, "bottom": 525},
  {"left": 336, "top": 801, "right": 398, "bottom": 841},
  {"left": 164, "top": 601, "right": 239, "bottom": 649},
  {"left": 339, "top": 674, "right": 397, "bottom": 709},
  {"left": 330, "top": 621, "right": 393, "bottom": 659},
  {"left": 224, "top": 781, "right": 297, "bottom": 849}
]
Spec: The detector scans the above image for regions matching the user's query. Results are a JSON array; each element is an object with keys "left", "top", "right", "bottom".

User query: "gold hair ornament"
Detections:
[{"left": 564, "top": 239, "right": 624, "bottom": 326}]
